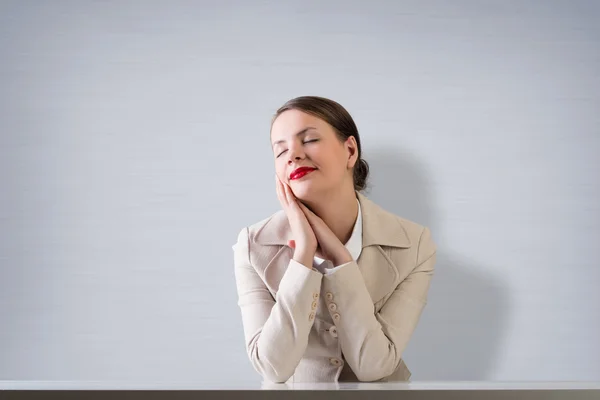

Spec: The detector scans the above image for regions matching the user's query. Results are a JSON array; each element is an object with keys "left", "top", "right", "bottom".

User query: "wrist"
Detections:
[
  {"left": 293, "top": 249, "right": 315, "bottom": 270},
  {"left": 333, "top": 248, "right": 352, "bottom": 266}
]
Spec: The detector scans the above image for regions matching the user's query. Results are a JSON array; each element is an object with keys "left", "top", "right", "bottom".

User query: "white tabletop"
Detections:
[{"left": 1, "top": 381, "right": 600, "bottom": 391}]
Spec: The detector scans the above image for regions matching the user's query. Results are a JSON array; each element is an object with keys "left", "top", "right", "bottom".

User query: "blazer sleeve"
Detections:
[
  {"left": 233, "top": 227, "right": 323, "bottom": 383},
  {"left": 321, "top": 227, "right": 436, "bottom": 382}
]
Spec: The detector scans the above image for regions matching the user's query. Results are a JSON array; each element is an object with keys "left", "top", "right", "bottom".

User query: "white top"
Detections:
[{"left": 311, "top": 199, "right": 362, "bottom": 274}]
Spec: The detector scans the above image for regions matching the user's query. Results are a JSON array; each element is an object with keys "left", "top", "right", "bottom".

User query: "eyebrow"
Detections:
[{"left": 272, "top": 127, "right": 317, "bottom": 146}]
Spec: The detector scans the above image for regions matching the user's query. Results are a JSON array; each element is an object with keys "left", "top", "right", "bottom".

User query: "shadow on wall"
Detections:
[{"left": 364, "top": 147, "right": 511, "bottom": 380}]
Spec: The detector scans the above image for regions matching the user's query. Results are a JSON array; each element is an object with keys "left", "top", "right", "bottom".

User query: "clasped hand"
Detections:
[{"left": 276, "top": 176, "right": 352, "bottom": 268}]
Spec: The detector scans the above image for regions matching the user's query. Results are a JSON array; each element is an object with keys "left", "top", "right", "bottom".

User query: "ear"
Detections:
[{"left": 345, "top": 136, "right": 358, "bottom": 169}]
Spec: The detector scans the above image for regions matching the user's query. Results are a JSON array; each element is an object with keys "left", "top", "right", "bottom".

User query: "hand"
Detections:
[
  {"left": 295, "top": 202, "right": 353, "bottom": 267},
  {"left": 275, "top": 176, "right": 318, "bottom": 269}
]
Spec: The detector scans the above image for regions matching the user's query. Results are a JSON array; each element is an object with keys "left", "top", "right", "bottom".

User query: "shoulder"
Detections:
[
  {"left": 381, "top": 203, "right": 426, "bottom": 235},
  {"left": 388, "top": 210, "right": 436, "bottom": 261},
  {"left": 246, "top": 211, "right": 284, "bottom": 234},
  {"left": 394, "top": 213, "right": 436, "bottom": 259},
  {"left": 396, "top": 213, "right": 431, "bottom": 244},
  {"left": 358, "top": 192, "right": 435, "bottom": 255},
  {"left": 233, "top": 211, "right": 289, "bottom": 277},
  {"left": 234, "top": 209, "right": 288, "bottom": 247}
]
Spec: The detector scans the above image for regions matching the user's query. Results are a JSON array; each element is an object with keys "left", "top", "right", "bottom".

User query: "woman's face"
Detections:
[{"left": 271, "top": 109, "right": 358, "bottom": 201}]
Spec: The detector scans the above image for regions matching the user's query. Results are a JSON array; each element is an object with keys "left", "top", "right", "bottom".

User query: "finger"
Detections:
[
  {"left": 275, "top": 176, "right": 287, "bottom": 206},
  {"left": 297, "top": 200, "right": 310, "bottom": 215},
  {"left": 284, "top": 183, "right": 292, "bottom": 204},
  {"left": 298, "top": 201, "right": 316, "bottom": 219},
  {"left": 276, "top": 175, "right": 287, "bottom": 202},
  {"left": 287, "top": 239, "right": 295, "bottom": 249},
  {"left": 298, "top": 202, "right": 323, "bottom": 228},
  {"left": 297, "top": 203, "right": 318, "bottom": 228},
  {"left": 284, "top": 181, "right": 295, "bottom": 197},
  {"left": 283, "top": 182, "right": 294, "bottom": 203}
]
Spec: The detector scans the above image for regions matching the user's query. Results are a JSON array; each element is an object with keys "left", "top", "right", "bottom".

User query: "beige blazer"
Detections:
[{"left": 233, "top": 192, "right": 436, "bottom": 383}]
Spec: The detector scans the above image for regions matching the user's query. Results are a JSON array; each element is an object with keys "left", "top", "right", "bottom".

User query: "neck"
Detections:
[{"left": 304, "top": 186, "right": 359, "bottom": 245}]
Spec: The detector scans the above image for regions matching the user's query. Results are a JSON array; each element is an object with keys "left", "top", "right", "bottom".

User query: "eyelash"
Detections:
[{"left": 276, "top": 139, "right": 319, "bottom": 158}]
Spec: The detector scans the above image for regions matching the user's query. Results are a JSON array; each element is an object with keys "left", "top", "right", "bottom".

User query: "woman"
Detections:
[{"left": 233, "top": 96, "right": 436, "bottom": 383}]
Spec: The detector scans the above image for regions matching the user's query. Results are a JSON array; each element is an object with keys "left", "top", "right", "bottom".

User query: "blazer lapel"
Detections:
[
  {"left": 253, "top": 210, "right": 293, "bottom": 294},
  {"left": 355, "top": 192, "right": 413, "bottom": 304}
]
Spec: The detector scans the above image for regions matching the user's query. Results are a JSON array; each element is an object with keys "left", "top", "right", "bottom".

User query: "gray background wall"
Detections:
[{"left": 1, "top": 0, "right": 599, "bottom": 384}]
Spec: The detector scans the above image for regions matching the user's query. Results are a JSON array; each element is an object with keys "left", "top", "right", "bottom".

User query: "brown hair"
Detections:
[{"left": 271, "top": 96, "right": 370, "bottom": 192}]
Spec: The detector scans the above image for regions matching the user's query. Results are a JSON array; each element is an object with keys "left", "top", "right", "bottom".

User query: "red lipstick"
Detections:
[{"left": 289, "top": 167, "right": 316, "bottom": 180}]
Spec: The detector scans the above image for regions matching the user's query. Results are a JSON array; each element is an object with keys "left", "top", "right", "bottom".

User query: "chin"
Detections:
[{"left": 289, "top": 181, "right": 320, "bottom": 201}]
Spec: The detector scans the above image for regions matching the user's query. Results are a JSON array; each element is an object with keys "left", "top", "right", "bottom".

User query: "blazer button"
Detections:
[
  {"left": 313, "top": 293, "right": 319, "bottom": 299},
  {"left": 329, "top": 326, "right": 338, "bottom": 338},
  {"left": 309, "top": 312, "right": 315, "bottom": 321},
  {"left": 328, "top": 303, "right": 337, "bottom": 312},
  {"left": 325, "top": 292, "right": 334, "bottom": 301},
  {"left": 311, "top": 301, "right": 318, "bottom": 310},
  {"left": 329, "top": 358, "right": 342, "bottom": 367},
  {"left": 332, "top": 313, "right": 340, "bottom": 322}
]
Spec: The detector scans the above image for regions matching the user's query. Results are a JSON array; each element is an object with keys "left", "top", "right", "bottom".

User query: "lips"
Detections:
[{"left": 289, "top": 167, "right": 317, "bottom": 180}]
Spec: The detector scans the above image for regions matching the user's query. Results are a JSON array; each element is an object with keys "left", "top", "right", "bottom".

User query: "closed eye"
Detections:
[
  {"left": 275, "top": 139, "right": 319, "bottom": 158},
  {"left": 276, "top": 149, "right": 287, "bottom": 158}
]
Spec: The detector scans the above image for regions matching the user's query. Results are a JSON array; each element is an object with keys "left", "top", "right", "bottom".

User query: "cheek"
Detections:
[
  {"left": 321, "top": 152, "right": 347, "bottom": 175},
  {"left": 274, "top": 159, "right": 287, "bottom": 179},
  {"left": 309, "top": 146, "right": 331, "bottom": 166}
]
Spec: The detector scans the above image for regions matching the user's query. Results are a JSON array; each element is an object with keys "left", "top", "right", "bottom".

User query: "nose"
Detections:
[{"left": 287, "top": 143, "right": 305, "bottom": 164}]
